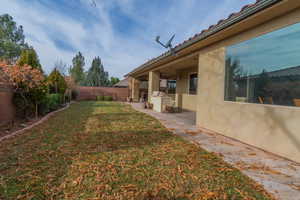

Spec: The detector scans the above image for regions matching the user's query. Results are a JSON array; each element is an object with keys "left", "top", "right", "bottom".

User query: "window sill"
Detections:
[{"left": 223, "top": 100, "right": 300, "bottom": 110}]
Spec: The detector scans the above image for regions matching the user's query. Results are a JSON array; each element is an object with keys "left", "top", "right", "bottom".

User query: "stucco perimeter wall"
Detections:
[
  {"left": 176, "top": 66, "right": 198, "bottom": 111},
  {"left": 0, "top": 85, "right": 15, "bottom": 124},
  {"left": 77, "top": 86, "right": 129, "bottom": 101},
  {"left": 197, "top": 8, "right": 300, "bottom": 162}
]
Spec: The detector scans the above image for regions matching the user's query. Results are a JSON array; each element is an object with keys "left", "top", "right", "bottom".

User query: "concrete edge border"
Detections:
[{"left": 0, "top": 103, "right": 72, "bottom": 143}]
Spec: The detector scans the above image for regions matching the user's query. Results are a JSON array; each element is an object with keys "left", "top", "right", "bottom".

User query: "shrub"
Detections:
[
  {"left": 47, "top": 94, "right": 63, "bottom": 111},
  {"left": 71, "top": 90, "right": 78, "bottom": 100},
  {"left": 39, "top": 96, "right": 51, "bottom": 115},
  {"left": 103, "top": 96, "right": 113, "bottom": 101},
  {"left": 0, "top": 62, "right": 47, "bottom": 119},
  {"left": 97, "top": 96, "right": 104, "bottom": 101},
  {"left": 38, "top": 94, "right": 64, "bottom": 115},
  {"left": 65, "top": 94, "right": 71, "bottom": 103},
  {"left": 47, "top": 68, "right": 67, "bottom": 95},
  {"left": 13, "top": 93, "right": 35, "bottom": 118}
]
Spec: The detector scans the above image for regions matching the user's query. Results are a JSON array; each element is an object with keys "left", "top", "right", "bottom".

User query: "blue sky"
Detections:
[{"left": 1, "top": 0, "right": 256, "bottom": 78}]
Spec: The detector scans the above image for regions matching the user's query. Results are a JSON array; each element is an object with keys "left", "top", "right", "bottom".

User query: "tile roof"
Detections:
[
  {"left": 126, "top": 0, "right": 281, "bottom": 77},
  {"left": 113, "top": 78, "right": 129, "bottom": 87}
]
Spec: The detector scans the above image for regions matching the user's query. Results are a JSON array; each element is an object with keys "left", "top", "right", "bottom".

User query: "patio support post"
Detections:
[
  {"left": 130, "top": 77, "right": 140, "bottom": 102},
  {"left": 148, "top": 71, "right": 160, "bottom": 102},
  {"left": 175, "top": 70, "right": 183, "bottom": 108}
]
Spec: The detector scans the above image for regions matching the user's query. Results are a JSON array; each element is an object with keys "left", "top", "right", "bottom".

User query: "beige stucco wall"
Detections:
[
  {"left": 176, "top": 67, "right": 198, "bottom": 111},
  {"left": 182, "top": 94, "right": 197, "bottom": 111},
  {"left": 197, "top": 8, "right": 300, "bottom": 162}
]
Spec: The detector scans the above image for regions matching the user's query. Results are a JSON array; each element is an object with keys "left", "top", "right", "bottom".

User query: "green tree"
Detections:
[
  {"left": 47, "top": 68, "right": 67, "bottom": 95},
  {"left": 85, "top": 57, "right": 110, "bottom": 87},
  {"left": 54, "top": 59, "right": 68, "bottom": 76},
  {"left": 103, "top": 72, "right": 109, "bottom": 86},
  {"left": 17, "top": 47, "right": 42, "bottom": 71},
  {"left": 84, "top": 57, "right": 110, "bottom": 86},
  {"left": 0, "top": 14, "right": 28, "bottom": 61},
  {"left": 109, "top": 77, "right": 120, "bottom": 86},
  {"left": 85, "top": 57, "right": 101, "bottom": 86},
  {"left": 70, "top": 52, "right": 85, "bottom": 85}
]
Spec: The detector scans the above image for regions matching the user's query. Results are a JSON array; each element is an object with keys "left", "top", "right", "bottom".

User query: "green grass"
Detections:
[{"left": 0, "top": 101, "right": 273, "bottom": 200}]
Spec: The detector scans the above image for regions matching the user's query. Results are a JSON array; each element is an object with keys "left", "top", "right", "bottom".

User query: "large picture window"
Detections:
[
  {"left": 225, "top": 23, "right": 300, "bottom": 107},
  {"left": 189, "top": 73, "right": 198, "bottom": 95}
]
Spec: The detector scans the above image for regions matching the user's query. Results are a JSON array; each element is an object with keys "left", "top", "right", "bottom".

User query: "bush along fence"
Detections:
[
  {"left": 0, "top": 62, "right": 72, "bottom": 129},
  {"left": 0, "top": 62, "right": 128, "bottom": 129}
]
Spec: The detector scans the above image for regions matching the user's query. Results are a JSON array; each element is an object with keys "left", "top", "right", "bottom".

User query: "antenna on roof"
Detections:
[{"left": 155, "top": 34, "right": 175, "bottom": 54}]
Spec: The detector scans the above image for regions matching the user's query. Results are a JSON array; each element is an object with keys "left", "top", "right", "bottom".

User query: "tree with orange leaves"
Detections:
[{"left": 0, "top": 62, "right": 47, "bottom": 119}]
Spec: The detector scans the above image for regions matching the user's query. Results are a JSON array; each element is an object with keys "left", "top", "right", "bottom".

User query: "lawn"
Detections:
[{"left": 0, "top": 101, "right": 273, "bottom": 200}]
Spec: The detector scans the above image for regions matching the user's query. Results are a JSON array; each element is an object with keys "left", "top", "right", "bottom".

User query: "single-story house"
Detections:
[
  {"left": 113, "top": 78, "right": 149, "bottom": 101},
  {"left": 126, "top": 0, "right": 300, "bottom": 162},
  {"left": 113, "top": 78, "right": 129, "bottom": 88}
]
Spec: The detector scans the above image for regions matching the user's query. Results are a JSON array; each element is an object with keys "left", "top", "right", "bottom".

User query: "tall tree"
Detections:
[
  {"left": 47, "top": 68, "right": 67, "bottom": 94},
  {"left": 0, "top": 14, "right": 28, "bottom": 61},
  {"left": 54, "top": 59, "right": 68, "bottom": 76},
  {"left": 109, "top": 77, "right": 120, "bottom": 86},
  {"left": 70, "top": 52, "right": 85, "bottom": 85},
  {"left": 17, "top": 47, "right": 42, "bottom": 71},
  {"left": 85, "top": 57, "right": 101, "bottom": 86},
  {"left": 85, "top": 57, "right": 109, "bottom": 86}
]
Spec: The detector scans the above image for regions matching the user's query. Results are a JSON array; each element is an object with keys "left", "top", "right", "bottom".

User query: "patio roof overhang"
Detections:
[{"left": 126, "top": 0, "right": 300, "bottom": 79}]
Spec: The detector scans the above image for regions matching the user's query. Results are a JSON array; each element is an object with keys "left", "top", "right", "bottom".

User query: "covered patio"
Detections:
[
  {"left": 128, "top": 53, "right": 199, "bottom": 112},
  {"left": 131, "top": 102, "right": 196, "bottom": 126}
]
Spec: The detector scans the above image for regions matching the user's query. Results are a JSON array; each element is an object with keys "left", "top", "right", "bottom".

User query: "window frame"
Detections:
[
  {"left": 223, "top": 22, "right": 300, "bottom": 108},
  {"left": 188, "top": 72, "right": 198, "bottom": 95}
]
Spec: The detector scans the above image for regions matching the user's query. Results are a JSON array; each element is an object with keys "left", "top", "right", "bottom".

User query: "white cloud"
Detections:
[{"left": 0, "top": 0, "right": 256, "bottom": 78}]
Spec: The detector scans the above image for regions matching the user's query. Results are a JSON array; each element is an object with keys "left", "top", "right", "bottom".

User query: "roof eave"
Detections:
[{"left": 125, "top": 0, "right": 282, "bottom": 77}]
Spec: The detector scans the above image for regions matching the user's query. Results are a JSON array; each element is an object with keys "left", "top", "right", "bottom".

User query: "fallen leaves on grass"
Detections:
[
  {"left": 0, "top": 101, "right": 274, "bottom": 200},
  {"left": 185, "top": 130, "right": 200, "bottom": 136}
]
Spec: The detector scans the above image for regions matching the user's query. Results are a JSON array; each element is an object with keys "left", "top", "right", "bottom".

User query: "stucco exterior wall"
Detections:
[
  {"left": 176, "top": 67, "right": 198, "bottom": 111},
  {"left": 197, "top": 8, "right": 300, "bottom": 162},
  {"left": 182, "top": 94, "right": 197, "bottom": 111}
]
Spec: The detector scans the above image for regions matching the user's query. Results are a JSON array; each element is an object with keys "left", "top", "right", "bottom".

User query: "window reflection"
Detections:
[
  {"left": 167, "top": 80, "right": 176, "bottom": 94},
  {"left": 189, "top": 73, "right": 198, "bottom": 95},
  {"left": 225, "top": 23, "right": 300, "bottom": 107}
]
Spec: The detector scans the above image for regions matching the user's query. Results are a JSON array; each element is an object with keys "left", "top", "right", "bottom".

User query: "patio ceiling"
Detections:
[
  {"left": 158, "top": 54, "right": 198, "bottom": 79},
  {"left": 134, "top": 53, "right": 199, "bottom": 80}
]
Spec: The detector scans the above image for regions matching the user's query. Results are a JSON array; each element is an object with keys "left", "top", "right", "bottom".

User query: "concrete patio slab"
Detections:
[{"left": 129, "top": 103, "right": 300, "bottom": 200}]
